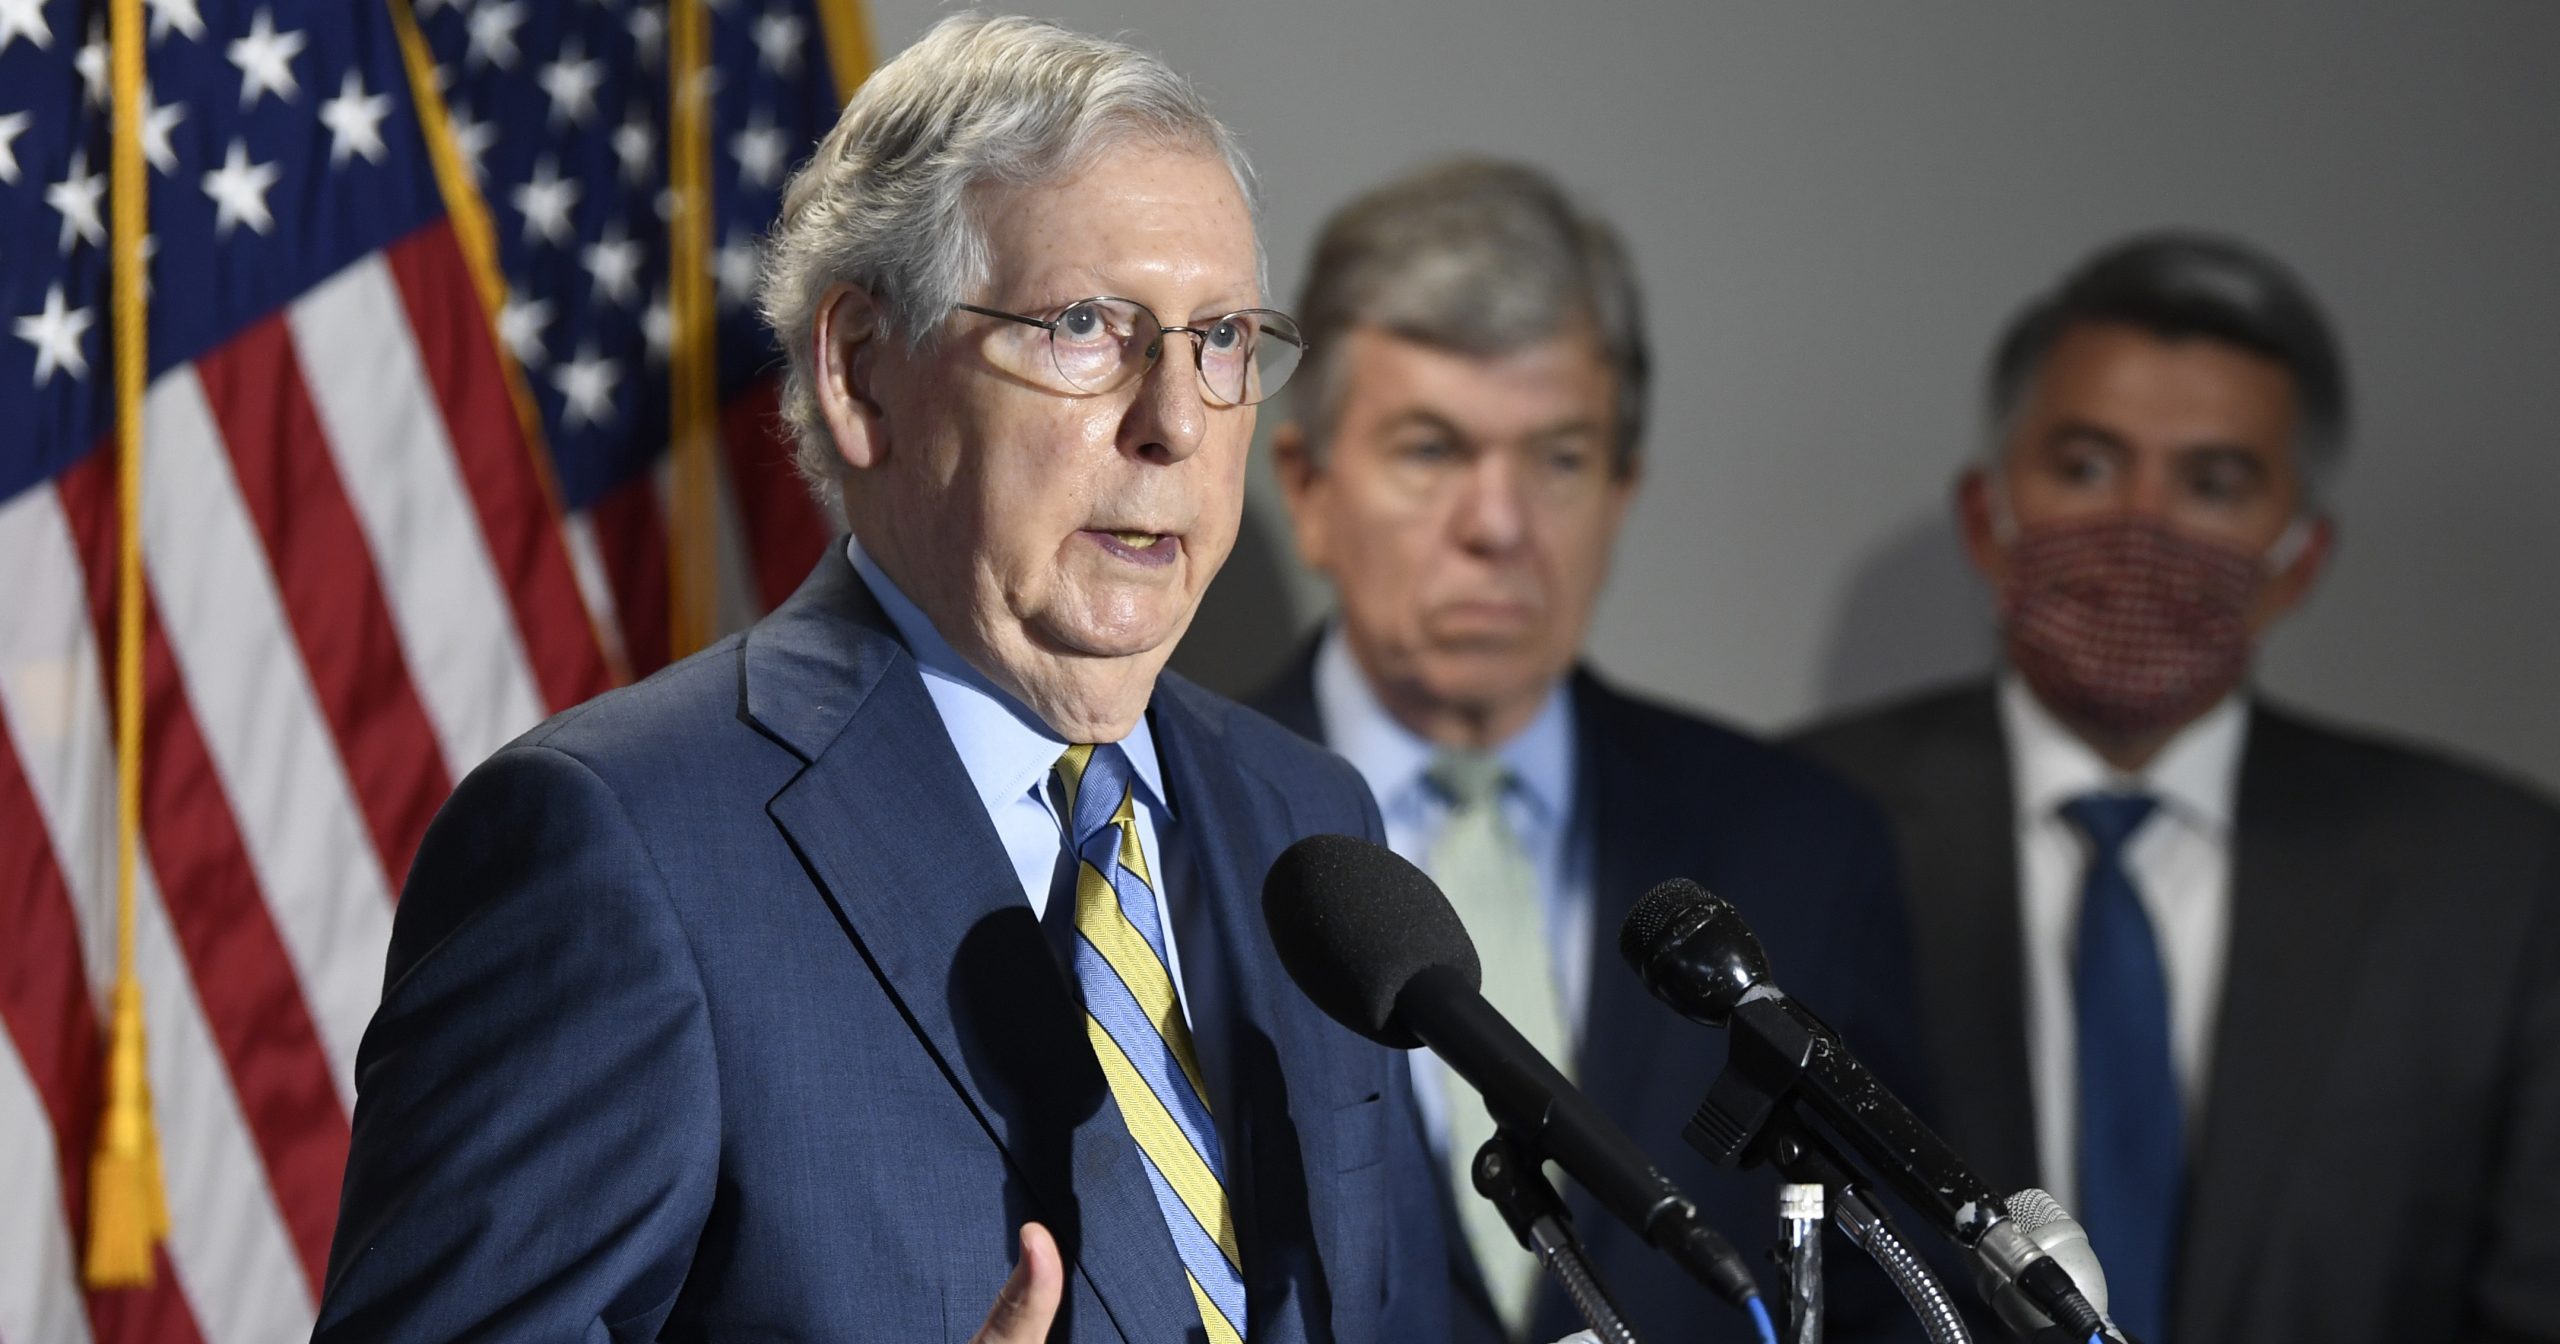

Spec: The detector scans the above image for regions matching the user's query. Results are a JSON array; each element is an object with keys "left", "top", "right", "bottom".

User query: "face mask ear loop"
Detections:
[{"left": 2264, "top": 514, "right": 2314, "bottom": 576}]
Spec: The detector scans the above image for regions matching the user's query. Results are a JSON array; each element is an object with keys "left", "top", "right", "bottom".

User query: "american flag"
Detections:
[{"left": 0, "top": 0, "right": 861, "bottom": 1339}]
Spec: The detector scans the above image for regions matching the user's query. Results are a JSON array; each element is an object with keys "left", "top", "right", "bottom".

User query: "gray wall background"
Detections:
[{"left": 867, "top": 1, "right": 2560, "bottom": 795}]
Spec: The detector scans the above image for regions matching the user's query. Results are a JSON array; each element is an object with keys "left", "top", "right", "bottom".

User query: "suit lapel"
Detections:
[
  {"left": 1575, "top": 676, "right": 1678, "bottom": 1167},
  {"left": 2171, "top": 707, "right": 2388, "bottom": 1341},
  {"left": 747, "top": 550, "right": 1199, "bottom": 1344},
  {"left": 1902, "top": 689, "right": 2044, "bottom": 1194},
  {"left": 1153, "top": 680, "right": 1371, "bottom": 1344}
]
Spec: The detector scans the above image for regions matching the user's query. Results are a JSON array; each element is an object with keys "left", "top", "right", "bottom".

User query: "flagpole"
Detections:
[
  {"left": 667, "top": 0, "right": 718, "bottom": 658},
  {"left": 812, "top": 0, "right": 876, "bottom": 101},
  {"left": 87, "top": 0, "right": 172, "bottom": 1289}
]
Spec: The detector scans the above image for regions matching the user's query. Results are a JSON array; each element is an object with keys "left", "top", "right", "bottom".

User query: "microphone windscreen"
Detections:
[
  {"left": 1618, "top": 877, "right": 1714, "bottom": 969},
  {"left": 1262, "top": 834, "right": 1481, "bottom": 1049},
  {"left": 1619, "top": 877, "right": 1773, "bottom": 1025}
]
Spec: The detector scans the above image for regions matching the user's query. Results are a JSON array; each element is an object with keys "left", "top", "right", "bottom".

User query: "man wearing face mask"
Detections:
[{"left": 1791, "top": 233, "right": 2560, "bottom": 1344}]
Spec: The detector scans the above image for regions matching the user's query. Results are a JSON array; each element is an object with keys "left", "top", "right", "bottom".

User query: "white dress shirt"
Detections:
[
  {"left": 2001, "top": 674, "right": 2246, "bottom": 1209},
  {"left": 1310, "top": 626, "right": 1589, "bottom": 1159},
  {"left": 848, "top": 539, "right": 1191, "bottom": 1009}
]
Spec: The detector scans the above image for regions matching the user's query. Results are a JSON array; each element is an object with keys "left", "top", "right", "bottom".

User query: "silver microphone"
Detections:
[{"left": 1973, "top": 1189, "right": 2116, "bottom": 1340}]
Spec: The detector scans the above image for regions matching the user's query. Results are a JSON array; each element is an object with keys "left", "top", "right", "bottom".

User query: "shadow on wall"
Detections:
[
  {"left": 1169, "top": 502, "right": 1311, "bottom": 700},
  {"left": 1807, "top": 509, "right": 2000, "bottom": 721}
]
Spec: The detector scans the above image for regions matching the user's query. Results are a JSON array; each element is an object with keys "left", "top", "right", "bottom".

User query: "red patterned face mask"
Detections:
[{"left": 1998, "top": 515, "right": 2264, "bottom": 736}]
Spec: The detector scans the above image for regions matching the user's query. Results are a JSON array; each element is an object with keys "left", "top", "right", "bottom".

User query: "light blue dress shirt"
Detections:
[
  {"left": 847, "top": 539, "right": 1191, "bottom": 1007},
  {"left": 1309, "top": 625, "right": 1590, "bottom": 1158}
]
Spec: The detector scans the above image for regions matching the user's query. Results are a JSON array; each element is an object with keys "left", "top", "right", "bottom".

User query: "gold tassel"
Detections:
[{"left": 85, "top": 982, "right": 169, "bottom": 1287}]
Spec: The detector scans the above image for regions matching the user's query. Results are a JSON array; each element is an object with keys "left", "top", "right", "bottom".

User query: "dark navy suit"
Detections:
[
  {"left": 314, "top": 550, "right": 1448, "bottom": 1344},
  {"left": 1253, "top": 650, "right": 1935, "bottom": 1344},
  {"left": 1791, "top": 682, "right": 2560, "bottom": 1344}
]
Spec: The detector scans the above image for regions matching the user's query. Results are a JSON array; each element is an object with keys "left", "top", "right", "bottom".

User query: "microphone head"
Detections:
[
  {"left": 1618, "top": 879, "right": 1771, "bottom": 1026},
  {"left": 1262, "top": 834, "right": 1481, "bottom": 1049},
  {"left": 1980, "top": 1189, "right": 2113, "bottom": 1336}
]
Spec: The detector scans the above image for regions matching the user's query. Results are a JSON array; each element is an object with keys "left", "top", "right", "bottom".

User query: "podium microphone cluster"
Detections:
[
  {"left": 1262, "top": 834, "right": 1768, "bottom": 1323},
  {"left": 1619, "top": 879, "right": 2114, "bottom": 1342}
]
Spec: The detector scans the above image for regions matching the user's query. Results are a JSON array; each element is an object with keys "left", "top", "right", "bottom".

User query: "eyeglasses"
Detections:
[{"left": 952, "top": 296, "right": 1307, "bottom": 408}]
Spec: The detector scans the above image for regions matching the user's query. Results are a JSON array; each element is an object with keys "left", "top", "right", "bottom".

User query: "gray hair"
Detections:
[
  {"left": 1290, "top": 158, "right": 1650, "bottom": 472},
  {"left": 758, "top": 13, "right": 1260, "bottom": 507}
]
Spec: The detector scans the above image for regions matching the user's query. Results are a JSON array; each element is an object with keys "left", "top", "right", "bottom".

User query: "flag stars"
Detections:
[
  {"left": 511, "top": 155, "right": 582, "bottom": 247},
  {"left": 448, "top": 102, "right": 498, "bottom": 183},
  {"left": 145, "top": 0, "right": 204, "bottom": 44},
  {"left": 47, "top": 149, "right": 105, "bottom": 254},
  {"left": 498, "top": 293, "right": 553, "bottom": 368},
  {"left": 642, "top": 289, "right": 670, "bottom": 364},
  {"left": 626, "top": 5, "right": 663, "bottom": 68},
  {"left": 76, "top": 20, "right": 108, "bottom": 106},
  {"left": 583, "top": 223, "right": 644, "bottom": 307},
  {"left": 538, "top": 36, "right": 604, "bottom": 126},
  {"left": 0, "top": 0, "right": 51, "bottom": 55},
  {"left": 465, "top": 0, "right": 524, "bottom": 70},
  {"left": 228, "top": 8, "right": 306, "bottom": 108},
  {"left": 553, "top": 345, "right": 621, "bottom": 428},
  {"left": 716, "top": 229, "right": 759, "bottom": 311},
  {"left": 752, "top": 10, "right": 804, "bottom": 77},
  {"left": 320, "top": 69, "right": 393, "bottom": 165},
  {"left": 140, "top": 82, "right": 186, "bottom": 175},
  {"left": 203, "top": 138, "right": 282, "bottom": 236},
  {"left": 0, "top": 111, "right": 30, "bottom": 185},
  {"left": 611, "top": 111, "right": 652, "bottom": 184},
  {"left": 15, "top": 284, "right": 95, "bottom": 387},
  {"left": 731, "top": 112, "right": 787, "bottom": 190}
]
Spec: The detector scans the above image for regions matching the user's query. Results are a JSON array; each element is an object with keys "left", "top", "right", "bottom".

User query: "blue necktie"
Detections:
[
  {"left": 2063, "top": 792, "right": 2179, "bottom": 1344},
  {"left": 1054, "top": 743, "right": 1247, "bottom": 1344}
]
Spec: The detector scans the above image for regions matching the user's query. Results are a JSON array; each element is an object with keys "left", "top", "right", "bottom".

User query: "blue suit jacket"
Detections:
[
  {"left": 315, "top": 549, "right": 1449, "bottom": 1344},
  {"left": 1253, "top": 650, "right": 1936, "bottom": 1344}
]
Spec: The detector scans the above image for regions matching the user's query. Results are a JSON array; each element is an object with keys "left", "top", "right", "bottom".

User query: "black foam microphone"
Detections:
[
  {"left": 1621, "top": 879, "right": 2110, "bottom": 1340},
  {"left": 1262, "top": 834, "right": 1764, "bottom": 1314}
]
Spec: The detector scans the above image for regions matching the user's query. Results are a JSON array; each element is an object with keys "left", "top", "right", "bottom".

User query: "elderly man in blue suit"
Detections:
[
  {"left": 1252, "top": 160, "right": 1935, "bottom": 1344},
  {"left": 314, "top": 17, "right": 1446, "bottom": 1344}
]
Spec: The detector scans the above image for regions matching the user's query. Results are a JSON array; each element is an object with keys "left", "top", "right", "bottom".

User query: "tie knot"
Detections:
[
  {"left": 2060, "top": 791, "right": 2158, "bottom": 857},
  {"left": 1055, "top": 742, "right": 1137, "bottom": 847},
  {"left": 1426, "top": 749, "right": 1511, "bottom": 810}
]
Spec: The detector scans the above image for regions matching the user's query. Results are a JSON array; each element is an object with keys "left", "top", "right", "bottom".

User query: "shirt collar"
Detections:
[
  {"left": 847, "top": 537, "right": 1169, "bottom": 819},
  {"left": 1997, "top": 672, "right": 2246, "bottom": 834},
  {"left": 1311, "top": 623, "right": 1573, "bottom": 825}
]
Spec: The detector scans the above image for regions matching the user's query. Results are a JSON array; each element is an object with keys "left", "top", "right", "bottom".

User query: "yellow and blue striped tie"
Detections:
[{"left": 1055, "top": 743, "right": 1247, "bottom": 1344}]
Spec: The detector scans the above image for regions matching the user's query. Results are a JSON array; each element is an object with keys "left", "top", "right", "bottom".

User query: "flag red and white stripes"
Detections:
[
  {"left": 1, "top": 0, "right": 859, "bottom": 1334},
  {"left": 1, "top": 217, "right": 625, "bottom": 1344}
]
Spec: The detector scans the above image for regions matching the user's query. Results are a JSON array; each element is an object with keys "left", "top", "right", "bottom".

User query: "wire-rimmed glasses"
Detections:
[{"left": 953, "top": 296, "right": 1307, "bottom": 407}]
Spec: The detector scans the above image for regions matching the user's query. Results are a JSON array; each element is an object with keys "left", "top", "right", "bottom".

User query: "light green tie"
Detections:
[{"left": 1427, "top": 750, "right": 1570, "bottom": 1335}]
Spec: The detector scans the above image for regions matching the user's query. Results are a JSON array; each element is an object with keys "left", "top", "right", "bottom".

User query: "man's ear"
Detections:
[
  {"left": 1269, "top": 420, "right": 1332, "bottom": 573},
  {"left": 1955, "top": 466, "right": 2008, "bottom": 588},
  {"left": 814, "top": 285, "right": 890, "bottom": 471},
  {"left": 2254, "top": 513, "right": 2334, "bottom": 629}
]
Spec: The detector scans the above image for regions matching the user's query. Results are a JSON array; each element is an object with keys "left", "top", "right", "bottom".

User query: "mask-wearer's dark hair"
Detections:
[{"left": 1988, "top": 231, "right": 2349, "bottom": 506}]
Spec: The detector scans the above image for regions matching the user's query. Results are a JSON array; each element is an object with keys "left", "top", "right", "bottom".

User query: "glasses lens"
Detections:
[
  {"left": 1197, "top": 310, "right": 1303, "bottom": 406},
  {"left": 1046, "top": 298, "right": 1154, "bottom": 395}
]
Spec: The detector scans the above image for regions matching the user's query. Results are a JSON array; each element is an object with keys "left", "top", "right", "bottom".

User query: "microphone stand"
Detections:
[
  {"left": 1679, "top": 1000, "right": 1977, "bottom": 1344},
  {"left": 1472, "top": 1130, "right": 1641, "bottom": 1344}
]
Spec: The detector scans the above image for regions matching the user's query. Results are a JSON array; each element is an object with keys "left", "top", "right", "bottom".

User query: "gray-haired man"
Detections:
[
  {"left": 317, "top": 18, "right": 1447, "bottom": 1344},
  {"left": 1250, "top": 159, "right": 1936, "bottom": 1344}
]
